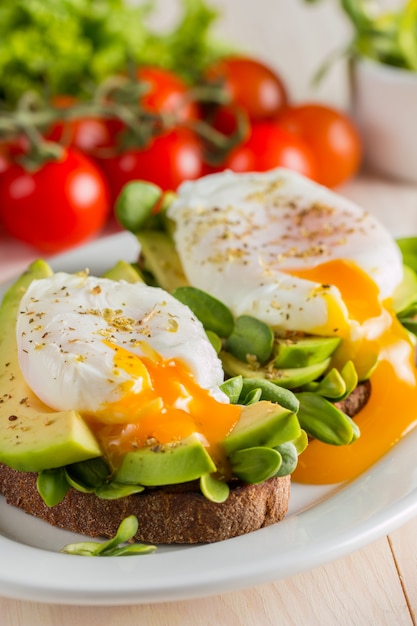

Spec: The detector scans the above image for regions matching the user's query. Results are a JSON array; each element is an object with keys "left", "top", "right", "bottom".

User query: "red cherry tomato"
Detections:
[
  {"left": 0, "top": 144, "right": 11, "bottom": 174},
  {"left": 277, "top": 103, "right": 362, "bottom": 188},
  {"left": 99, "top": 127, "right": 204, "bottom": 202},
  {"left": 0, "top": 148, "right": 110, "bottom": 252},
  {"left": 47, "top": 116, "right": 124, "bottom": 157},
  {"left": 205, "top": 56, "right": 289, "bottom": 121},
  {"left": 223, "top": 121, "right": 317, "bottom": 179},
  {"left": 0, "top": 136, "right": 30, "bottom": 174},
  {"left": 45, "top": 96, "right": 124, "bottom": 157},
  {"left": 201, "top": 104, "right": 251, "bottom": 176},
  {"left": 208, "top": 104, "right": 251, "bottom": 143},
  {"left": 137, "top": 66, "right": 199, "bottom": 122}
]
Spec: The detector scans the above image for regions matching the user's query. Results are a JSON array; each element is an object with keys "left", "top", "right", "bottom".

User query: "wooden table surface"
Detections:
[{"left": 1, "top": 1, "right": 416, "bottom": 623}]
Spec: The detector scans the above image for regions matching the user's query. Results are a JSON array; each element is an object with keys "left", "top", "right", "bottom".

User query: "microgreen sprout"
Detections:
[{"left": 61, "top": 516, "right": 156, "bottom": 557}]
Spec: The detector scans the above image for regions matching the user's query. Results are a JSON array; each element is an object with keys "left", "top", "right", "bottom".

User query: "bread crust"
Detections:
[
  {"left": 0, "top": 382, "right": 371, "bottom": 544},
  {"left": 0, "top": 464, "right": 290, "bottom": 544},
  {"left": 335, "top": 380, "right": 371, "bottom": 417}
]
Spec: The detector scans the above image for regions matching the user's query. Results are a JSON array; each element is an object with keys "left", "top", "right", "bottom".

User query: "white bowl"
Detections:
[{"left": 350, "top": 56, "right": 417, "bottom": 183}]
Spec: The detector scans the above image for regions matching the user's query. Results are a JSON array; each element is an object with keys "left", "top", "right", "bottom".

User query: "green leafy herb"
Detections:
[
  {"left": 225, "top": 315, "right": 274, "bottom": 365},
  {"left": 220, "top": 375, "right": 244, "bottom": 403},
  {"left": 0, "top": 0, "right": 226, "bottom": 107},
  {"left": 37, "top": 467, "right": 70, "bottom": 507},
  {"left": 172, "top": 285, "right": 235, "bottom": 337},
  {"left": 115, "top": 181, "right": 164, "bottom": 233},
  {"left": 229, "top": 446, "right": 283, "bottom": 483},
  {"left": 238, "top": 377, "right": 300, "bottom": 414},
  {"left": 61, "top": 515, "right": 156, "bottom": 556},
  {"left": 296, "top": 392, "right": 360, "bottom": 446},
  {"left": 200, "top": 473, "right": 230, "bottom": 502},
  {"left": 273, "top": 442, "right": 299, "bottom": 476}
]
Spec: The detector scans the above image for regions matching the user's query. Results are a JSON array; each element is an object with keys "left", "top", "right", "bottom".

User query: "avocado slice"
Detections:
[
  {"left": 273, "top": 336, "right": 341, "bottom": 368},
  {"left": 137, "top": 230, "right": 189, "bottom": 291},
  {"left": 220, "top": 351, "right": 331, "bottom": 389},
  {"left": 0, "top": 260, "right": 102, "bottom": 473},
  {"left": 222, "top": 400, "right": 301, "bottom": 456},
  {"left": 392, "top": 264, "right": 417, "bottom": 315},
  {"left": 102, "top": 260, "right": 145, "bottom": 283},
  {"left": 114, "top": 434, "right": 216, "bottom": 486},
  {"left": 116, "top": 401, "right": 301, "bottom": 488}
]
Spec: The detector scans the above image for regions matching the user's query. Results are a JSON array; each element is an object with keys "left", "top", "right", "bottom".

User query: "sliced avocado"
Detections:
[
  {"left": 396, "top": 237, "right": 417, "bottom": 272},
  {"left": 222, "top": 400, "right": 301, "bottom": 456},
  {"left": 114, "top": 434, "right": 216, "bottom": 486},
  {"left": 103, "top": 260, "right": 144, "bottom": 283},
  {"left": 206, "top": 330, "right": 222, "bottom": 354},
  {"left": 220, "top": 351, "right": 331, "bottom": 389},
  {"left": 0, "top": 260, "right": 102, "bottom": 473},
  {"left": 273, "top": 336, "right": 341, "bottom": 368},
  {"left": 392, "top": 264, "right": 417, "bottom": 315},
  {"left": 137, "top": 230, "right": 189, "bottom": 291}
]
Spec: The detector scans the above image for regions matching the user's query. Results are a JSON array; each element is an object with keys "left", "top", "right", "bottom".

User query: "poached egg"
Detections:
[
  {"left": 16, "top": 272, "right": 240, "bottom": 464},
  {"left": 168, "top": 168, "right": 401, "bottom": 327},
  {"left": 166, "top": 168, "right": 417, "bottom": 483}
]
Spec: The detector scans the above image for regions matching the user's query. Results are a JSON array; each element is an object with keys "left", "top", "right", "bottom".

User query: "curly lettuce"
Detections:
[{"left": 0, "top": 0, "right": 227, "bottom": 106}]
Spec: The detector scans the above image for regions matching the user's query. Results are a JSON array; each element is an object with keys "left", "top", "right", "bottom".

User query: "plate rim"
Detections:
[{"left": 0, "top": 230, "right": 417, "bottom": 606}]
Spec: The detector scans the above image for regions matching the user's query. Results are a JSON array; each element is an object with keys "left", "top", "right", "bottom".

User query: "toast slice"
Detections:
[
  {"left": 0, "top": 381, "right": 370, "bottom": 544},
  {"left": 0, "top": 466, "right": 290, "bottom": 544}
]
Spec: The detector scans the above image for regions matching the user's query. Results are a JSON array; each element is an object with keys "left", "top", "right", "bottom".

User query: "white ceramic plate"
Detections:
[{"left": 1, "top": 231, "right": 417, "bottom": 606}]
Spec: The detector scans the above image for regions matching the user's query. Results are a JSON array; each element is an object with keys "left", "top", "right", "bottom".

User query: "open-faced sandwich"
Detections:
[
  {"left": 0, "top": 259, "right": 304, "bottom": 546},
  {"left": 1, "top": 166, "right": 417, "bottom": 550},
  {"left": 116, "top": 167, "right": 417, "bottom": 485}
]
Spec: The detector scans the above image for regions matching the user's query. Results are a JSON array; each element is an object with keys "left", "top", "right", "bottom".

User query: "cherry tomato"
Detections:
[
  {"left": 207, "top": 104, "right": 250, "bottom": 141},
  {"left": 48, "top": 116, "right": 124, "bottom": 157},
  {"left": 205, "top": 56, "right": 289, "bottom": 121},
  {"left": 45, "top": 96, "right": 124, "bottom": 157},
  {"left": 137, "top": 66, "right": 199, "bottom": 122},
  {"left": 223, "top": 121, "right": 317, "bottom": 179},
  {"left": 0, "top": 136, "right": 29, "bottom": 174},
  {"left": 99, "top": 127, "right": 204, "bottom": 202},
  {"left": 277, "top": 103, "right": 362, "bottom": 187},
  {"left": 0, "top": 144, "right": 11, "bottom": 174},
  {"left": 201, "top": 104, "right": 251, "bottom": 175},
  {"left": 0, "top": 148, "right": 110, "bottom": 252}
]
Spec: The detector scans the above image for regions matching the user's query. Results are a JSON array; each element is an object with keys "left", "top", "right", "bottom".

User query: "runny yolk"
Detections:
[
  {"left": 87, "top": 342, "right": 241, "bottom": 468},
  {"left": 291, "top": 258, "right": 383, "bottom": 323},
  {"left": 286, "top": 259, "right": 417, "bottom": 484}
]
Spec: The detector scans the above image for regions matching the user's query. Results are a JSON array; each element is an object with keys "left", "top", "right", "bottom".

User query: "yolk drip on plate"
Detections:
[
  {"left": 86, "top": 342, "right": 241, "bottom": 468},
  {"left": 286, "top": 259, "right": 417, "bottom": 484}
]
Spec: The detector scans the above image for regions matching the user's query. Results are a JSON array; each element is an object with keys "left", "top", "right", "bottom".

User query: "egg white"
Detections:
[
  {"left": 16, "top": 272, "right": 228, "bottom": 416},
  {"left": 167, "top": 168, "right": 403, "bottom": 335}
]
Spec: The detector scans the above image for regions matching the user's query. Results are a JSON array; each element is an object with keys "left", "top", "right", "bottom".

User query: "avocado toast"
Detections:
[{"left": 0, "top": 258, "right": 303, "bottom": 545}]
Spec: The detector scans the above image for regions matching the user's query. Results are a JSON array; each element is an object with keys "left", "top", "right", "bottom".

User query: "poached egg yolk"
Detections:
[
  {"left": 287, "top": 258, "right": 417, "bottom": 483},
  {"left": 16, "top": 272, "right": 240, "bottom": 468}
]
